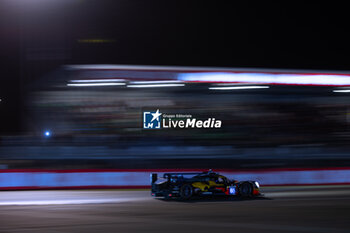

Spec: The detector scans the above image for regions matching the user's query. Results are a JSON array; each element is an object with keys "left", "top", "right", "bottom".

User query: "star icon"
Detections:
[{"left": 151, "top": 109, "right": 162, "bottom": 122}]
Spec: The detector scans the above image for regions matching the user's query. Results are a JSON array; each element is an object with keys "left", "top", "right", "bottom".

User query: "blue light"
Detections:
[
  {"left": 44, "top": 131, "right": 51, "bottom": 137},
  {"left": 229, "top": 186, "right": 236, "bottom": 195},
  {"left": 177, "top": 72, "right": 350, "bottom": 86}
]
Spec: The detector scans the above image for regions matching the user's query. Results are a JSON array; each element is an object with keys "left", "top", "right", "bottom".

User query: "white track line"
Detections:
[{"left": 0, "top": 198, "right": 149, "bottom": 206}]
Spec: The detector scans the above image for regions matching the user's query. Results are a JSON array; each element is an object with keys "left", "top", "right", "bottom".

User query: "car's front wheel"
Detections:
[{"left": 239, "top": 182, "right": 253, "bottom": 197}]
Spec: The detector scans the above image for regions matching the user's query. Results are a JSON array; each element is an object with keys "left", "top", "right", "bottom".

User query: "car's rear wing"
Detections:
[{"left": 151, "top": 173, "right": 158, "bottom": 184}]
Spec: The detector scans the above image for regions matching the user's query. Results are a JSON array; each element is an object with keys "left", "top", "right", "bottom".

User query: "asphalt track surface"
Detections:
[{"left": 0, "top": 186, "right": 350, "bottom": 233}]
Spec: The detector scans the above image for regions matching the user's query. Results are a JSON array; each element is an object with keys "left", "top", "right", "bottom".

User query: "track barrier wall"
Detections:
[{"left": 0, "top": 168, "right": 349, "bottom": 190}]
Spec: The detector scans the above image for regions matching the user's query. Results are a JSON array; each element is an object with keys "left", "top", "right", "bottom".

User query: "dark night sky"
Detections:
[{"left": 0, "top": 1, "right": 350, "bottom": 134}]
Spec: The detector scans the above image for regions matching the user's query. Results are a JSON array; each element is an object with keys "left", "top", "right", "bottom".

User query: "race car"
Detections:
[{"left": 151, "top": 170, "right": 260, "bottom": 200}]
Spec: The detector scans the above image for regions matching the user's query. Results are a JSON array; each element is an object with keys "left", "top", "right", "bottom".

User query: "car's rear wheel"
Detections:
[
  {"left": 239, "top": 182, "right": 252, "bottom": 197},
  {"left": 180, "top": 184, "right": 193, "bottom": 200}
]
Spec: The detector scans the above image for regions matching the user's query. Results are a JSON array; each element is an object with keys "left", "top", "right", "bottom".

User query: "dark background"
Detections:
[{"left": 0, "top": 1, "right": 349, "bottom": 134}]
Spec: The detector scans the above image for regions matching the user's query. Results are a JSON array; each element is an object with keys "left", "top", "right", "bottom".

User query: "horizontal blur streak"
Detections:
[
  {"left": 0, "top": 191, "right": 150, "bottom": 206},
  {"left": 67, "top": 83, "right": 126, "bottom": 87},
  {"left": 70, "top": 79, "right": 125, "bottom": 83},
  {"left": 130, "top": 80, "right": 183, "bottom": 84},
  {"left": 1, "top": 187, "right": 350, "bottom": 206},
  {"left": 209, "top": 86, "right": 270, "bottom": 90},
  {"left": 179, "top": 72, "right": 350, "bottom": 86},
  {"left": 333, "top": 89, "right": 350, "bottom": 93},
  {"left": 0, "top": 64, "right": 342, "bottom": 171},
  {"left": 26, "top": 65, "right": 350, "bottom": 150},
  {"left": 127, "top": 84, "right": 185, "bottom": 88},
  {"left": 0, "top": 168, "right": 349, "bottom": 190},
  {"left": 1, "top": 189, "right": 350, "bottom": 233}
]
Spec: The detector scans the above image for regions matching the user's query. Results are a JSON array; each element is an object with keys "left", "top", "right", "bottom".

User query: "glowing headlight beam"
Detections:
[
  {"left": 333, "top": 89, "right": 350, "bottom": 93},
  {"left": 129, "top": 80, "right": 183, "bottom": 84},
  {"left": 127, "top": 84, "right": 185, "bottom": 88},
  {"left": 255, "top": 181, "right": 260, "bottom": 188},
  {"left": 67, "top": 83, "right": 126, "bottom": 87},
  {"left": 209, "top": 86, "right": 270, "bottom": 90},
  {"left": 179, "top": 72, "right": 350, "bottom": 86},
  {"left": 70, "top": 79, "right": 125, "bottom": 83},
  {"left": 214, "top": 82, "right": 261, "bottom": 86}
]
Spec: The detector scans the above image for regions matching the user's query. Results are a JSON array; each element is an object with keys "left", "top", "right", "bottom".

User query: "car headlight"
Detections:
[{"left": 254, "top": 181, "right": 260, "bottom": 188}]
